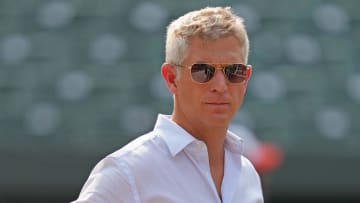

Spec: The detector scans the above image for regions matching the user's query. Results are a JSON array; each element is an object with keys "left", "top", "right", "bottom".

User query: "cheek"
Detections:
[
  {"left": 232, "top": 87, "right": 247, "bottom": 105},
  {"left": 177, "top": 81, "right": 196, "bottom": 101},
  {"left": 178, "top": 85, "right": 204, "bottom": 110},
  {"left": 182, "top": 87, "right": 200, "bottom": 104}
]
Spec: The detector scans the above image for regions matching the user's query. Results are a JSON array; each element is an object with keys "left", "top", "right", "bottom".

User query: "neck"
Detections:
[
  {"left": 187, "top": 125, "right": 228, "bottom": 155},
  {"left": 196, "top": 126, "right": 226, "bottom": 141}
]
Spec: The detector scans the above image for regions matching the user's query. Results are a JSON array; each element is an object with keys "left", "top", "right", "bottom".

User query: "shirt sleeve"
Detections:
[{"left": 72, "top": 157, "right": 139, "bottom": 203}]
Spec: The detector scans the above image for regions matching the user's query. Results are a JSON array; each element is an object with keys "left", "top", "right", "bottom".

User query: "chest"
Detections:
[{"left": 131, "top": 150, "right": 262, "bottom": 203}]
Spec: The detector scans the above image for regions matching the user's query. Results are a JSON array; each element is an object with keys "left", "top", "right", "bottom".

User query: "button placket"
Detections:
[
  {"left": 195, "top": 141, "right": 212, "bottom": 181},
  {"left": 185, "top": 141, "right": 220, "bottom": 202}
]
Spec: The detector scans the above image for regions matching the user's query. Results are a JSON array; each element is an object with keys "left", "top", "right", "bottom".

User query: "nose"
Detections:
[{"left": 209, "top": 69, "right": 228, "bottom": 93}]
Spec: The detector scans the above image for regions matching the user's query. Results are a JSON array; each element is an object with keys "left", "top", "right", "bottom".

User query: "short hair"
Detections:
[{"left": 165, "top": 7, "right": 249, "bottom": 66}]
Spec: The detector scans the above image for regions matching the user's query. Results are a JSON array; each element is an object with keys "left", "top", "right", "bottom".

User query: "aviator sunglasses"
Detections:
[{"left": 175, "top": 63, "right": 249, "bottom": 84}]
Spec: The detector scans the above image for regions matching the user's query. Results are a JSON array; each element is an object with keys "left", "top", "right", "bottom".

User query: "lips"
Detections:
[
  {"left": 204, "top": 102, "right": 230, "bottom": 113},
  {"left": 205, "top": 102, "right": 229, "bottom": 105},
  {"left": 204, "top": 101, "right": 230, "bottom": 107}
]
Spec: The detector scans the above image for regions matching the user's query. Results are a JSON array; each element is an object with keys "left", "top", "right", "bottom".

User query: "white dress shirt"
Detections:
[{"left": 73, "top": 114, "right": 264, "bottom": 203}]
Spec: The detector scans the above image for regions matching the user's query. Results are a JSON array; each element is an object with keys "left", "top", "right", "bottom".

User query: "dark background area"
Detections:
[{"left": 0, "top": 0, "right": 359, "bottom": 202}]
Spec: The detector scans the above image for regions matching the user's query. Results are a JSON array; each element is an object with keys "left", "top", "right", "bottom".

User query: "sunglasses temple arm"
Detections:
[{"left": 246, "top": 67, "right": 251, "bottom": 81}]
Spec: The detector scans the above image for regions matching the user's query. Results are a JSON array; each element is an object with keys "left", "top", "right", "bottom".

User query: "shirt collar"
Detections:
[
  {"left": 154, "top": 114, "right": 244, "bottom": 156},
  {"left": 154, "top": 114, "right": 196, "bottom": 157},
  {"left": 225, "top": 130, "right": 244, "bottom": 154}
]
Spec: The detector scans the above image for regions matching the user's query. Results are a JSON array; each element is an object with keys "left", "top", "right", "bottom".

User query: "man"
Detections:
[{"left": 73, "top": 7, "right": 263, "bottom": 203}]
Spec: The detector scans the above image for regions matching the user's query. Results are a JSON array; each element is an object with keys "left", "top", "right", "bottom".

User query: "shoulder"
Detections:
[
  {"left": 101, "top": 131, "right": 172, "bottom": 178},
  {"left": 90, "top": 131, "right": 165, "bottom": 180},
  {"left": 240, "top": 155, "right": 262, "bottom": 185},
  {"left": 74, "top": 131, "right": 166, "bottom": 202},
  {"left": 109, "top": 131, "right": 166, "bottom": 162},
  {"left": 241, "top": 156, "right": 258, "bottom": 173},
  {"left": 241, "top": 155, "right": 255, "bottom": 168}
]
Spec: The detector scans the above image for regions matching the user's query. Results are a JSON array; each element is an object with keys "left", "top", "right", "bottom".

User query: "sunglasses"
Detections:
[{"left": 176, "top": 63, "right": 249, "bottom": 84}]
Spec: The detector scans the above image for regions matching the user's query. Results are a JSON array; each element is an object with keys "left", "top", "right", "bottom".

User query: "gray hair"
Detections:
[{"left": 165, "top": 7, "right": 249, "bottom": 66}]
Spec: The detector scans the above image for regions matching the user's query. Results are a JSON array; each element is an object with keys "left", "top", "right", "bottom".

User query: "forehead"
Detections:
[{"left": 183, "top": 36, "right": 245, "bottom": 64}]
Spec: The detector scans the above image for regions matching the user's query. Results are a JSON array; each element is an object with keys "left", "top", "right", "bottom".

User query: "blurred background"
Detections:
[{"left": 0, "top": 0, "right": 359, "bottom": 202}]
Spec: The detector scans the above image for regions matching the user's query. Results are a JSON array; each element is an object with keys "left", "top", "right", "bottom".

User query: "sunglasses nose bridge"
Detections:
[
  {"left": 211, "top": 66, "right": 229, "bottom": 83},
  {"left": 214, "top": 66, "right": 228, "bottom": 78},
  {"left": 209, "top": 64, "right": 224, "bottom": 73}
]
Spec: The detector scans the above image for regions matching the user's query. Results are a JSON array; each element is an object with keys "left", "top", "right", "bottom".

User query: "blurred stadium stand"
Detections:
[{"left": 0, "top": 0, "right": 359, "bottom": 202}]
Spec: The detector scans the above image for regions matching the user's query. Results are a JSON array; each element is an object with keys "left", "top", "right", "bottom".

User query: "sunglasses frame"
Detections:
[{"left": 174, "top": 63, "right": 249, "bottom": 84}]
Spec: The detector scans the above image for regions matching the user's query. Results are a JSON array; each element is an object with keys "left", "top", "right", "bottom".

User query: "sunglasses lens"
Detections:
[
  {"left": 189, "top": 63, "right": 247, "bottom": 83},
  {"left": 224, "top": 64, "right": 247, "bottom": 83},
  {"left": 191, "top": 64, "right": 215, "bottom": 83}
]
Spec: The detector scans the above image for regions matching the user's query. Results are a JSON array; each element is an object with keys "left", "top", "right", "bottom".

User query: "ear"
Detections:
[
  {"left": 245, "top": 65, "right": 252, "bottom": 85},
  {"left": 161, "top": 63, "right": 178, "bottom": 94}
]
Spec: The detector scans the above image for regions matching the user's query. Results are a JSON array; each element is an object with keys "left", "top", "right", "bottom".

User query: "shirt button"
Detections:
[{"left": 197, "top": 142, "right": 203, "bottom": 150}]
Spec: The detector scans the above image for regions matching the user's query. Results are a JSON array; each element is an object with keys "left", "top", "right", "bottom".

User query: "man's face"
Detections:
[{"left": 171, "top": 36, "right": 251, "bottom": 132}]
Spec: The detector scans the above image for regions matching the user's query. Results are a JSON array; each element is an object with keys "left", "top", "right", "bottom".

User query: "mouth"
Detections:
[
  {"left": 204, "top": 102, "right": 230, "bottom": 114},
  {"left": 204, "top": 102, "right": 230, "bottom": 106},
  {"left": 205, "top": 102, "right": 228, "bottom": 105}
]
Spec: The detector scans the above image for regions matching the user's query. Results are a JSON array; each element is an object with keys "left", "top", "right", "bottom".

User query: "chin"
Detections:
[{"left": 206, "top": 114, "right": 232, "bottom": 128}]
